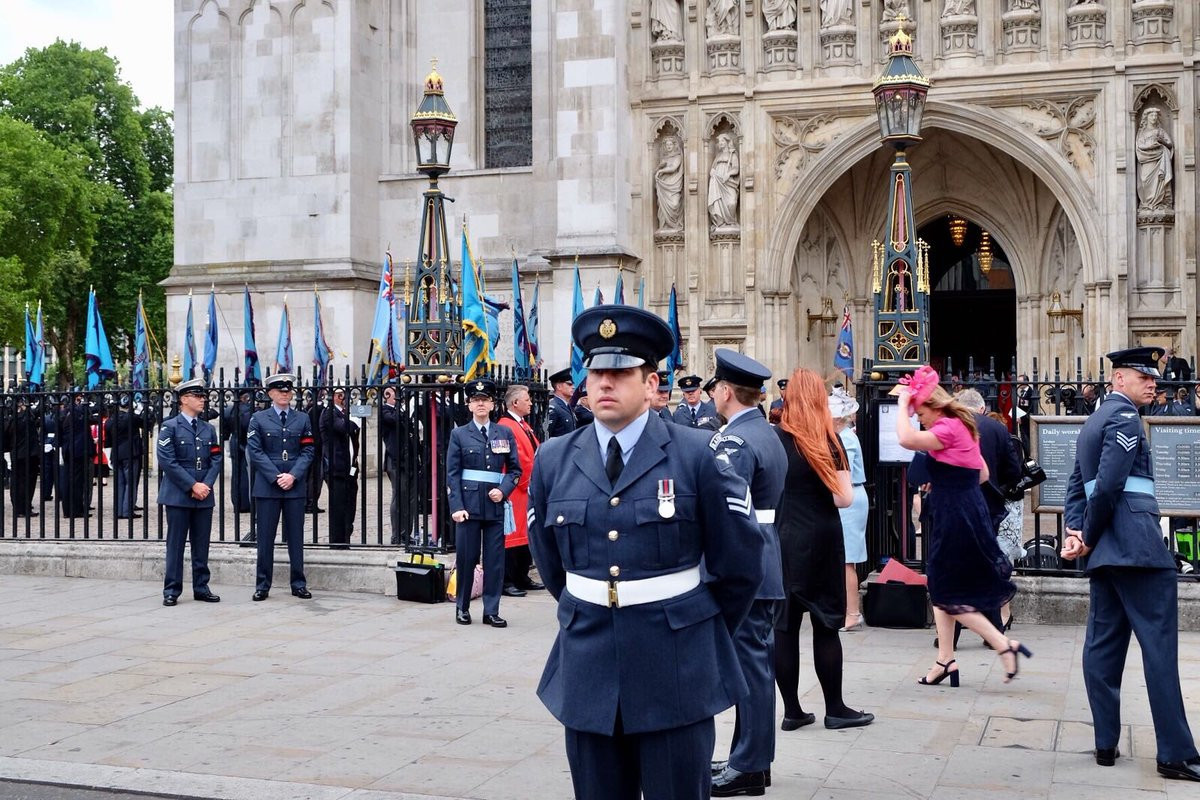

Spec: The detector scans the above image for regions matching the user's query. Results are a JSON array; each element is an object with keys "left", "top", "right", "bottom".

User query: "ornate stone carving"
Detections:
[
  {"left": 772, "top": 114, "right": 852, "bottom": 181},
  {"left": 997, "top": 97, "right": 1096, "bottom": 180},
  {"left": 650, "top": 0, "right": 684, "bottom": 42},
  {"left": 1134, "top": 107, "right": 1174, "bottom": 223},
  {"left": 880, "top": 1, "right": 916, "bottom": 56},
  {"left": 708, "top": 132, "right": 741, "bottom": 237},
  {"left": 942, "top": 0, "right": 975, "bottom": 15},
  {"left": 882, "top": 0, "right": 911, "bottom": 22},
  {"left": 821, "top": 25, "right": 857, "bottom": 64},
  {"left": 764, "top": 0, "right": 798, "bottom": 30},
  {"left": 820, "top": 0, "right": 853, "bottom": 27},
  {"left": 1066, "top": 1, "right": 1106, "bottom": 48},
  {"left": 706, "top": 0, "right": 740, "bottom": 37},
  {"left": 654, "top": 131, "right": 686, "bottom": 237},
  {"left": 1002, "top": 0, "right": 1041, "bottom": 52},
  {"left": 940, "top": 13, "right": 978, "bottom": 56},
  {"left": 763, "top": 0, "right": 798, "bottom": 69},
  {"left": 1131, "top": 0, "right": 1173, "bottom": 44}
]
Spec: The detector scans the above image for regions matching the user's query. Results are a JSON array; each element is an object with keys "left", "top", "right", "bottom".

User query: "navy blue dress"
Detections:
[{"left": 924, "top": 457, "right": 1016, "bottom": 614}]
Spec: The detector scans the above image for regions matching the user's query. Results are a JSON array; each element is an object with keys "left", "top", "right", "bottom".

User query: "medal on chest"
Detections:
[
  {"left": 658, "top": 478, "right": 676, "bottom": 519},
  {"left": 489, "top": 438, "right": 511, "bottom": 454}
]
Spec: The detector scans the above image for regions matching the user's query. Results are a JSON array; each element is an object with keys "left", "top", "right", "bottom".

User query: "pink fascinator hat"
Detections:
[{"left": 890, "top": 365, "right": 940, "bottom": 406}]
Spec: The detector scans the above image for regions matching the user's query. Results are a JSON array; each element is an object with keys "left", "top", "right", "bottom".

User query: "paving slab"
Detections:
[{"left": 1, "top": 575, "right": 1199, "bottom": 799}]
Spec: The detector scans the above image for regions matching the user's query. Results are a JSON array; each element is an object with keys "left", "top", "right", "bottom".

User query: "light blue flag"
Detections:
[
  {"left": 202, "top": 288, "right": 218, "bottom": 382},
  {"left": 527, "top": 281, "right": 541, "bottom": 369},
  {"left": 614, "top": 273, "right": 625, "bottom": 305},
  {"left": 243, "top": 286, "right": 262, "bottom": 385},
  {"left": 484, "top": 295, "right": 508, "bottom": 359},
  {"left": 274, "top": 300, "right": 293, "bottom": 373},
  {"left": 511, "top": 259, "right": 530, "bottom": 372},
  {"left": 461, "top": 230, "right": 493, "bottom": 379},
  {"left": 313, "top": 290, "right": 332, "bottom": 384},
  {"left": 84, "top": 288, "right": 116, "bottom": 389},
  {"left": 366, "top": 254, "right": 399, "bottom": 384},
  {"left": 183, "top": 291, "right": 196, "bottom": 380},
  {"left": 665, "top": 283, "right": 682, "bottom": 391},
  {"left": 570, "top": 264, "right": 584, "bottom": 385},
  {"left": 23, "top": 305, "right": 35, "bottom": 382},
  {"left": 30, "top": 301, "right": 46, "bottom": 387},
  {"left": 593, "top": 285, "right": 603, "bottom": 306},
  {"left": 132, "top": 294, "right": 150, "bottom": 390},
  {"left": 637, "top": 277, "right": 645, "bottom": 309},
  {"left": 833, "top": 303, "right": 854, "bottom": 381}
]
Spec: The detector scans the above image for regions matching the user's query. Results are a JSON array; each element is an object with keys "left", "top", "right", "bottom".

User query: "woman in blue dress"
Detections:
[{"left": 829, "top": 387, "right": 868, "bottom": 632}]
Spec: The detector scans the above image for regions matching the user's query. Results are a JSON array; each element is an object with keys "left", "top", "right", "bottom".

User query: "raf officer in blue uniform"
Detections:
[
  {"left": 247, "top": 373, "right": 316, "bottom": 601},
  {"left": 652, "top": 370, "right": 675, "bottom": 423},
  {"left": 707, "top": 350, "right": 789, "bottom": 797},
  {"left": 447, "top": 378, "right": 521, "bottom": 627},
  {"left": 527, "top": 305, "right": 764, "bottom": 800},
  {"left": 1063, "top": 347, "right": 1200, "bottom": 780},
  {"left": 673, "top": 374, "right": 717, "bottom": 428},
  {"left": 157, "top": 379, "right": 222, "bottom": 606},
  {"left": 546, "top": 368, "right": 578, "bottom": 439}
]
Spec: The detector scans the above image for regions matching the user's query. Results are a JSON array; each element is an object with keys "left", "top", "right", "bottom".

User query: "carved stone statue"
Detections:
[
  {"left": 882, "top": 0, "right": 911, "bottom": 22},
  {"left": 764, "top": 0, "right": 798, "bottom": 30},
  {"left": 654, "top": 136, "right": 685, "bottom": 232},
  {"left": 819, "top": 0, "right": 853, "bottom": 27},
  {"left": 708, "top": 133, "right": 740, "bottom": 230},
  {"left": 1135, "top": 108, "right": 1174, "bottom": 211},
  {"left": 1008, "top": 0, "right": 1039, "bottom": 10},
  {"left": 706, "top": 0, "right": 740, "bottom": 37},
  {"left": 650, "top": 0, "right": 684, "bottom": 43},
  {"left": 942, "top": 0, "right": 976, "bottom": 16}
]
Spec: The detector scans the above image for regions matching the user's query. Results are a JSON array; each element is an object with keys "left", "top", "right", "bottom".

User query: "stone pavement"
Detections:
[{"left": 1, "top": 576, "right": 1199, "bottom": 800}]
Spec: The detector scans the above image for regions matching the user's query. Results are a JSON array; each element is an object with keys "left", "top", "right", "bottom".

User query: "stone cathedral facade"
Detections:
[{"left": 171, "top": 0, "right": 1197, "bottom": 382}]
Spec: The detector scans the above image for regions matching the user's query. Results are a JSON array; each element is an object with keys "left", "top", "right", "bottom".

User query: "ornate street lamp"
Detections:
[
  {"left": 404, "top": 60, "right": 462, "bottom": 379},
  {"left": 870, "top": 24, "right": 932, "bottom": 372}
]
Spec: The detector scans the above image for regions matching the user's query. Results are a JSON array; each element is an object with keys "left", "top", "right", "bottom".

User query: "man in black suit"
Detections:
[
  {"left": 6, "top": 392, "right": 41, "bottom": 517},
  {"left": 321, "top": 387, "right": 360, "bottom": 549},
  {"left": 1014, "top": 374, "right": 1037, "bottom": 451},
  {"left": 302, "top": 389, "right": 326, "bottom": 514},
  {"left": 58, "top": 391, "right": 100, "bottom": 518},
  {"left": 104, "top": 395, "right": 145, "bottom": 519},
  {"left": 380, "top": 384, "right": 412, "bottom": 545},
  {"left": 222, "top": 387, "right": 255, "bottom": 514}
]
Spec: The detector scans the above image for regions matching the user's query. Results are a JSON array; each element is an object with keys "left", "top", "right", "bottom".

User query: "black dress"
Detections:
[
  {"left": 774, "top": 429, "right": 846, "bottom": 631},
  {"left": 925, "top": 457, "right": 1016, "bottom": 614}
]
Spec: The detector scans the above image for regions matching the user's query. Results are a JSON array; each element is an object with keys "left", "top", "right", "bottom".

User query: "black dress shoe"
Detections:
[
  {"left": 1095, "top": 747, "right": 1119, "bottom": 766},
  {"left": 711, "top": 766, "right": 766, "bottom": 797},
  {"left": 711, "top": 763, "right": 770, "bottom": 787},
  {"left": 502, "top": 585, "right": 527, "bottom": 597},
  {"left": 483, "top": 614, "right": 508, "bottom": 628},
  {"left": 1158, "top": 760, "right": 1200, "bottom": 781},
  {"left": 162, "top": 596, "right": 178, "bottom": 607},
  {"left": 824, "top": 710, "right": 875, "bottom": 729},
  {"left": 456, "top": 610, "right": 472, "bottom": 625},
  {"left": 252, "top": 590, "right": 269, "bottom": 601},
  {"left": 291, "top": 587, "right": 313, "bottom": 599},
  {"left": 193, "top": 592, "right": 221, "bottom": 603},
  {"left": 781, "top": 712, "right": 817, "bottom": 731},
  {"left": 522, "top": 581, "right": 545, "bottom": 591}
]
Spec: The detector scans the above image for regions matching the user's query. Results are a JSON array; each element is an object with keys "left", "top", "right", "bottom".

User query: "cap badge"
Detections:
[
  {"left": 599, "top": 318, "right": 617, "bottom": 339},
  {"left": 474, "top": 381, "right": 485, "bottom": 393},
  {"left": 1152, "top": 349, "right": 1163, "bottom": 361}
]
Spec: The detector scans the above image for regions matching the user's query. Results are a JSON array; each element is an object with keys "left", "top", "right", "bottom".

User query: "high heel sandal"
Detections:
[
  {"left": 918, "top": 659, "right": 960, "bottom": 687},
  {"left": 1001, "top": 613, "right": 1014, "bottom": 633},
  {"left": 1002, "top": 641, "right": 1032, "bottom": 682}
]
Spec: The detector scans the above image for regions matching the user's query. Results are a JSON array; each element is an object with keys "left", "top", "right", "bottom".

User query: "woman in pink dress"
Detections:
[{"left": 895, "top": 366, "right": 1031, "bottom": 687}]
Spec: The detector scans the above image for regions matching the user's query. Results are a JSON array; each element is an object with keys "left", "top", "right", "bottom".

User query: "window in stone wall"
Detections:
[{"left": 484, "top": 0, "right": 532, "bottom": 168}]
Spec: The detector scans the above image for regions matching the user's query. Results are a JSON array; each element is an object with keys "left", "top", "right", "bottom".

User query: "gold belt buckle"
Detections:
[
  {"left": 281, "top": 450, "right": 289, "bottom": 461},
  {"left": 607, "top": 581, "right": 620, "bottom": 609}
]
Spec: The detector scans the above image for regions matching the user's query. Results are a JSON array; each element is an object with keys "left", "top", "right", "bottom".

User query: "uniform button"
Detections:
[
  {"left": 608, "top": 530, "right": 619, "bottom": 541},
  {"left": 609, "top": 566, "right": 620, "bottom": 578},
  {"left": 556, "top": 515, "right": 565, "bottom": 524},
  {"left": 610, "top": 496, "right": 620, "bottom": 507}
]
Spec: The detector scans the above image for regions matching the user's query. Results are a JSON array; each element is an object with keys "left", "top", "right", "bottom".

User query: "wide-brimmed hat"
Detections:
[{"left": 827, "top": 387, "right": 860, "bottom": 418}]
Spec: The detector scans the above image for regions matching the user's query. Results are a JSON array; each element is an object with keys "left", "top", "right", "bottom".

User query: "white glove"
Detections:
[
  {"left": 134, "top": 403, "right": 144, "bottom": 415},
  {"left": 348, "top": 417, "right": 361, "bottom": 430},
  {"left": 43, "top": 443, "right": 54, "bottom": 453},
  {"left": 103, "top": 447, "right": 112, "bottom": 464},
  {"left": 3, "top": 454, "right": 10, "bottom": 471}
]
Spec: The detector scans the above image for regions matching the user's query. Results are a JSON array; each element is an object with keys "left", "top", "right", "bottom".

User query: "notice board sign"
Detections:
[
  {"left": 1146, "top": 418, "right": 1200, "bottom": 518},
  {"left": 1031, "top": 416, "right": 1085, "bottom": 512},
  {"left": 877, "top": 402, "right": 919, "bottom": 465}
]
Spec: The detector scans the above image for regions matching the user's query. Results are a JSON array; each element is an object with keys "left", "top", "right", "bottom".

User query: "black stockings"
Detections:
[{"left": 774, "top": 615, "right": 851, "bottom": 719}]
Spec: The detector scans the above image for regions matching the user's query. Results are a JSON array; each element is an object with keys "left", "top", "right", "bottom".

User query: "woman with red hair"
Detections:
[
  {"left": 895, "top": 366, "right": 1031, "bottom": 687},
  {"left": 773, "top": 368, "right": 875, "bottom": 731}
]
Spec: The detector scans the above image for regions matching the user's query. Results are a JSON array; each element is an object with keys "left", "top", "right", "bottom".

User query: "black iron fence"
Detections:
[
  {"left": 0, "top": 365, "right": 549, "bottom": 553},
  {"left": 855, "top": 355, "right": 1199, "bottom": 578}
]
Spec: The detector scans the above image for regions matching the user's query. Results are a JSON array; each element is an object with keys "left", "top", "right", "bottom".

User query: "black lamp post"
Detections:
[
  {"left": 404, "top": 61, "right": 462, "bottom": 379},
  {"left": 869, "top": 26, "right": 932, "bottom": 371}
]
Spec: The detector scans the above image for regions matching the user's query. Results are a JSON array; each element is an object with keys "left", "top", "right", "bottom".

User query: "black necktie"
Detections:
[
  {"left": 479, "top": 425, "right": 487, "bottom": 439},
  {"left": 280, "top": 411, "right": 287, "bottom": 427},
  {"left": 190, "top": 418, "right": 197, "bottom": 436},
  {"left": 691, "top": 406, "right": 697, "bottom": 423},
  {"left": 605, "top": 438, "right": 623, "bottom": 485}
]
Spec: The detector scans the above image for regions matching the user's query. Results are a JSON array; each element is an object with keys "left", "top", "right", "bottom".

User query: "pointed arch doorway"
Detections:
[{"left": 919, "top": 216, "right": 1016, "bottom": 376}]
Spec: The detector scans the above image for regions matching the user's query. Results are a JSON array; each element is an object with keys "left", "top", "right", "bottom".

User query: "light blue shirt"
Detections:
[
  {"left": 725, "top": 407, "right": 757, "bottom": 427},
  {"left": 594, "top": 410, "right": 651, "bottom": 465}
]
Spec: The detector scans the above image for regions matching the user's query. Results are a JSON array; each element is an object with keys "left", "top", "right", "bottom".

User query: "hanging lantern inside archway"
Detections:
[
  {"left": 978, "top": 231, "right": 993, "bottom": 275},
  {"left": 948, "top": 215, "right": 967, "bottom": 247}
]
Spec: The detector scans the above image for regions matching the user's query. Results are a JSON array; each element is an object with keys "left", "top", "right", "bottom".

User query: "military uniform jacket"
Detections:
[
  {"left": 709, "top": 410, "right": 788, "bottom": 600},
  {"left": 58, "top": 402, "right": 100, "bottom": 459},
  {"left": 446, "top": 422, "right": 521, "bottom": 521},
  {"left": 6, "top": 407, "right": 42, "bottom": 460},
  {"left": 245, "top": 408, "right": 315, "bottom": 498},
  {"left": 1064, "top": 392, "right": 1173, "bottom": 572},
  {"left": 104, "top": 410, "right": 145, "bottom": 462},
  {"left": 673, "top": 399, "right": 717, "bottom": 428},
  {"left": 546, "top": 395, "right": 577, "bottom": 438},
  {"left": 320, "top": 404, "right": 359, "bottom": 477},
  {"left": 156, "top": 414, "right": 222, "bottom": 508},
  {"left": 527, "top": 412, "right": 764, "bottom": 736}
]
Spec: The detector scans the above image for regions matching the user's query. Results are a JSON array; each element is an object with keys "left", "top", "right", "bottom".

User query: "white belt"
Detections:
[
  {"left": 566, "top": 566, "right": 701, "bottom": 608},
  {"left": 755, "top": 509, "right": 775, "bottom": 524}
]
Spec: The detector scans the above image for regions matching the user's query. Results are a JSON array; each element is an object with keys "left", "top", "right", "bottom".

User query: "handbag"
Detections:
[
  {"left": 863, "top": 580, "right": 929, "bottom": 628},
  {"left": 446, "top": 564, "right": 485, "bottom": 601},
  {"left": 1005, "top": 436, "right": 1047, "bottom": 500},
  {"left": 394, "top": 557, "right": 446, "bottom": 604}
]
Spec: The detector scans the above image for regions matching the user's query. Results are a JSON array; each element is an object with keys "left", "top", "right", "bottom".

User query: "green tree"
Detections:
[{"left": 0, "top": 40, "right": 173, "bottom": 383}]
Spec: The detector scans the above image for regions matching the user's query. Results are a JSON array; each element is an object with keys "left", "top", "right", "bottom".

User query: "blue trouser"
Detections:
[
  {"left": 727, "top": 598, "right": 777, "bottom": 772},
  {"left": 163, "top": 505, "right": 213, "bottom": 598},
  {"left": 230, "top": 445, "right": 251, "bottom": 512},
  {"left": 565, "top": 713, "right": 715, "bottom": 800},
  {"left": 1085, "top": 567, "right": 1198, "bottom": 762},
  {"left": 254, "top": 496, "right": 307, "bottom": 592},
  {"left": 454, "top": 518, "right": 503, "bottom": 616},
  {"left": 114, "top": 459, "right": 136, "bottom": 517}
]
